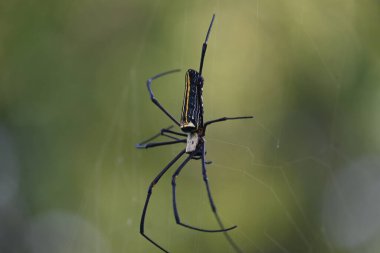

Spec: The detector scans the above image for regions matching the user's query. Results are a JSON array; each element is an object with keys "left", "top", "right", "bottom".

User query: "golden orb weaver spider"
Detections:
[{"left": 136, "top": 14, "right": 253, "bottom": 253}]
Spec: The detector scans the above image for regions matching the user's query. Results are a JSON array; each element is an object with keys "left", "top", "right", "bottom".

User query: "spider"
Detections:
[{"left": 136, "top": 14, "right": 253, "bottom": 253}]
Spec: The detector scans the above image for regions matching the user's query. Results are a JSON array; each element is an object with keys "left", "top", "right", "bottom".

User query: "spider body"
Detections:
[
  {"left": 136, "top": 14, "right": 253, "bottom": 253},
  {"left": 180, "top": 69, "right": 206, "bottom": 153},
  {"left": 180, "top": 69, "right": 204, "bottom": 133}
]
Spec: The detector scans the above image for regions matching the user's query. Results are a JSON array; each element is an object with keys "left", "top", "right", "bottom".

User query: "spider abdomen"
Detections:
[{"left": 180, "top": 69, "right": 204, "bottom": 133}]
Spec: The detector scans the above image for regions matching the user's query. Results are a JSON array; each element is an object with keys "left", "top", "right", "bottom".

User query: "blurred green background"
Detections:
[{"left": 1, "top": 0, "right": 380, "bottom": 252}]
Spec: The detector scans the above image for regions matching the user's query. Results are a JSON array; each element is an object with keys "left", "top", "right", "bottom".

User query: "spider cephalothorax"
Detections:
[{"left": 136, "top": 14, "right": 253, "bottom": 253}]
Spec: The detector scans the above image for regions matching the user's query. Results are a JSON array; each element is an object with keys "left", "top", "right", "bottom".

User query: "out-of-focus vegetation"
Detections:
[{"left": 1, "top": 0, "right": 380, "bottom": 252}]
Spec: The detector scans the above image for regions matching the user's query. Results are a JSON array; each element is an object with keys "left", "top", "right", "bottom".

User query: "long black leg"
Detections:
[
  {"left": 160, "top": 133, "right": 181, "bottom": 141},
  {"left": 147, "top": 69, "right": 182, "bottom": 126},
  {"left": 201, "top": 143, "right": 243, "bottom": 253},
  {"left": 140, "top": 149, "right": 186, "bottom": 253},
  {"left": 161, "top": 128, "right": 187, "bottom": 141},
  {"left": 171, "top": 149, "right": 237, "bottom": 232},
  {"left": 136, "top": 139, "right": 186, "bottom": 149},
  {"left": 136, "top": 126, "right": 187, "bottom": 149},
  {"left": 162, "top": 128, "right": 187, "bottom": 138},
  {"left": 192, "top": 156, "right": 212, "bottom": 164},
  {"left": 137, "top": 126, "right": 175, "bottom": 145},
  {"left": 204, "top": 116, "right": 253, "bottom": 131},
  {"left": 199, "top": 14, "right": 215, "bottom": 75}
]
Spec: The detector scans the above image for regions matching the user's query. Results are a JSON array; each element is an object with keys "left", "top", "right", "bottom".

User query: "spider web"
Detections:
[
  {"left": 76, "top": 1, "right": 380, "bottom": 253},
  {"left": 2, "top": 0, "right": 380, "bottom": 253}
]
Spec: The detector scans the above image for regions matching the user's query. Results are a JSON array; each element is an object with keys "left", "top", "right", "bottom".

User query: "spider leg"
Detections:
[
  {"left": 136, "top": 139, "right": 186, "bottom": 149},
  {"left": 199, "top": 14, "right": 215, "bottom": 75},
  {"left": 204, "top": 116, "right": 253, "bottom": 130},
  {"left": 171, "top": 150, "right": 236, "bottom": 233},
  {"left": 192, "top": 156, "right": 212, "bottom": 164},
  {"left": 138, "top": 126, "right": 176, "bottom": 144},
  {"left": 162, "top": 128, "right": 187, "bottom": 138},
  {"left": 160, "top": 127, "right": 187, "bottom": 141},
  {"left": 201, "top": 143, "right": 243, "bottom": 253},
  {"left": 136, "top": 126, "right": 187, "bottom": 149},
  {"left": 147, "top": 69, "right": 182, "bottom": 126},
  {"left": 140, "top": 149, "right": 186, "bottom": 253}
]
